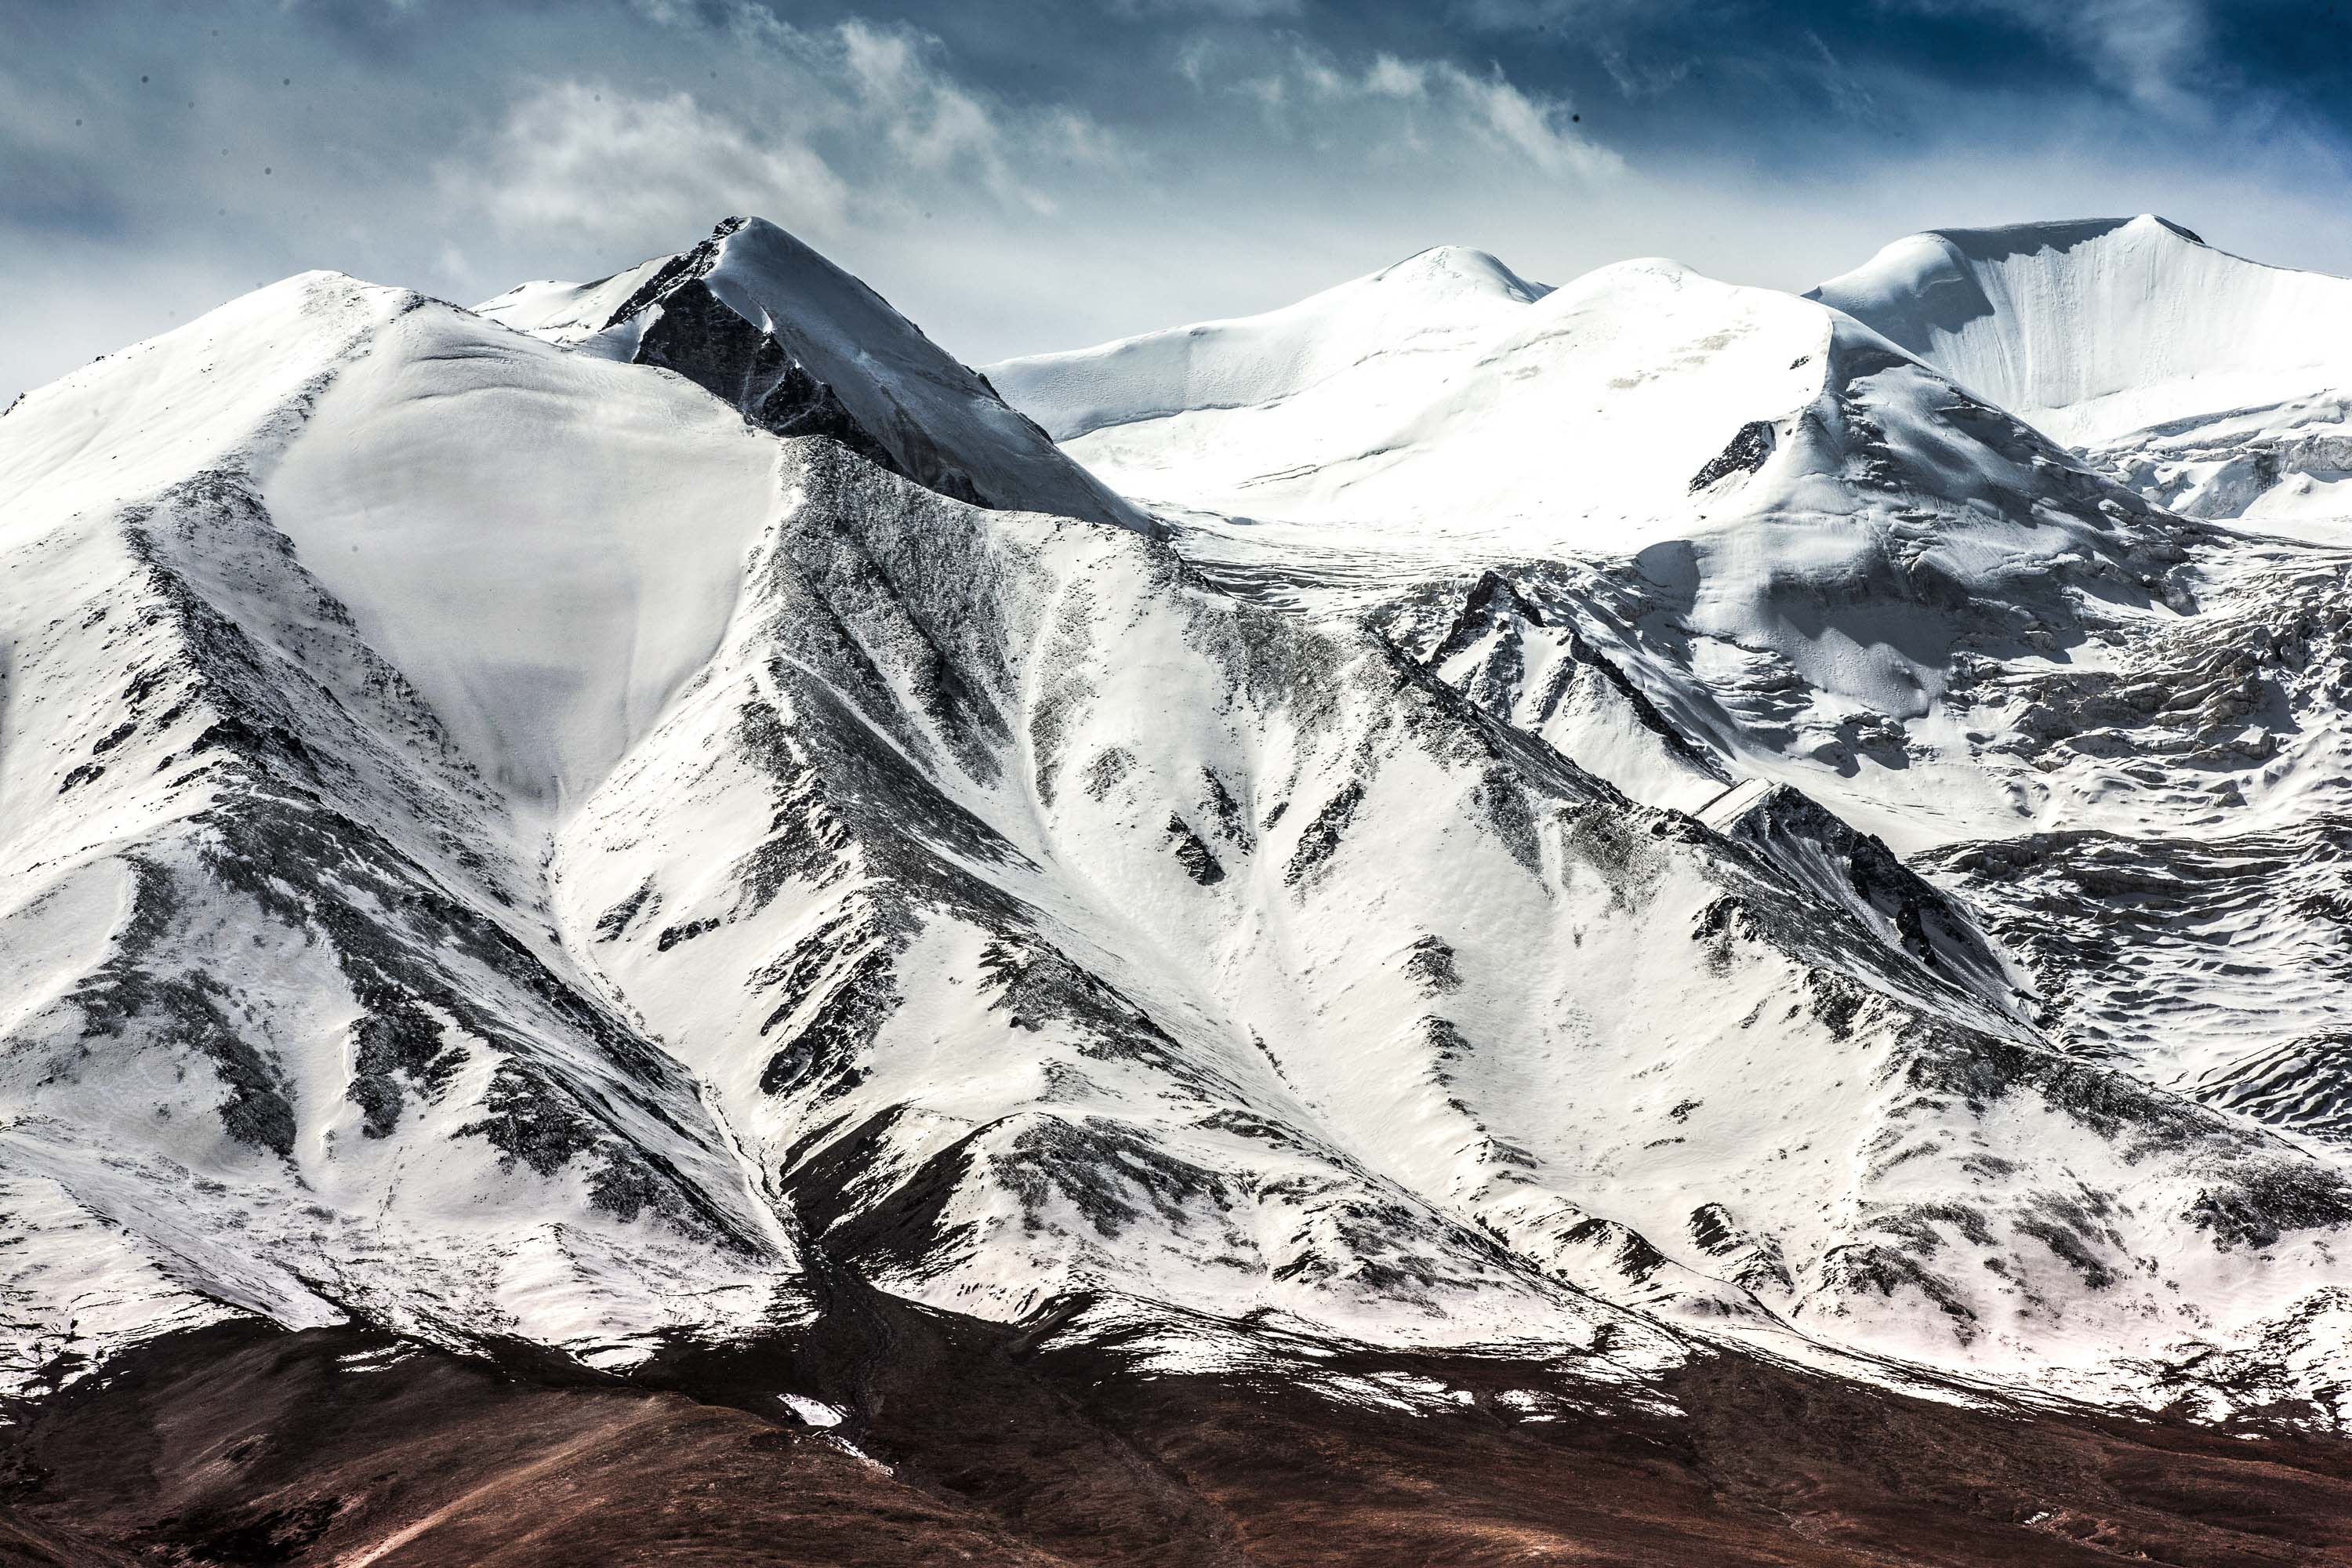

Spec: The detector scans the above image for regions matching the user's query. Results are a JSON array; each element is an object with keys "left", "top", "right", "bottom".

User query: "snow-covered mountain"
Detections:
[
  {"left": 1815, "top": 215, "right": 2352, "bottom": 540},
  {"left": 986, "top": 217, "right": 2352, "bottom": 1406},
  {"left": 988, "top": 232, "right": 2212, "bottom": 845},
  {"left": 12, "top": 211, "right": 2352, "bottom": 1560},
  {"left": 479, "top": 216, "right": 1154, "bottom": 537}
]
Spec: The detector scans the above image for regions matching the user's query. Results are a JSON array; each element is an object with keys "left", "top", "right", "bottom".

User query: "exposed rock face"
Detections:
[
  {"left": 1690, "top": 419, "right": 1777, "bottom": 490},
  {"left": 630, "top": 274, "right": 909, "bottom": 477}
]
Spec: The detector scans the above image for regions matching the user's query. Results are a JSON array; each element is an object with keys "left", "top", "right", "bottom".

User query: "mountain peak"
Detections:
[
  {"left": 985, "top": 240, "right": 1554, "bottom": 442},
  {"left": 1813, "top": 212, "right": 2352, "bottom": 445},
  {"left": 1904, "top": 213, "right": 2203, "bottom": 264},
  {"left": 20, "top": 203, "right": 2352, "bottom": 1559},
  {"left": 1370, "top": 244, "right": 1551, "bottom": 304},
  {"left": 476, "top": 218, "right": 1152, "bottom": 533}
]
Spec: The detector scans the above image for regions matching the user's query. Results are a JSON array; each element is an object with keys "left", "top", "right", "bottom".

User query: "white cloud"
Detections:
[
  {"left": 1443, "top": 61, "right": 1621, "bottom": 177},
  {"left": 746, "top": 13, "right": 1127, "bottom": 209},
  {"left": 1364, "top": 55, "right": 1429, "bottom": 99},
  {"left": 1295, "top": 51, "right": 1348, "bottom": 100},
  {"left": 1104, "top": 0, "right": 1303, "bottom": 15},
  {"left": 441, "top": 16, "right": 1129, "bottom": 251},
  {"left": 834, "top": 19, "right": 1030, "bottom": 201},
  {"left": 1219, "top": 45, "right": 1621, "bottom": 180},
  {"left": 1886, "top": 0, "right": 2212, "bottom": 111},
  {"left": 438, "top": 81, "right": 848, "bottom": 247}
]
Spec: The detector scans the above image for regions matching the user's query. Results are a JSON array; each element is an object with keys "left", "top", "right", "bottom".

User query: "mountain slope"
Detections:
[
  {"left": 992, "top": 228, "right": 2352, "bottom": 1356},
  {"left": 0, "top": 275, "right": 804, "bottom": 1396},
  {"left": 547, "top": 437, "right": 2352, "bottom": 1407},
  {"left": 989, "top": 245, "right": 2203, "bottom": 844}
]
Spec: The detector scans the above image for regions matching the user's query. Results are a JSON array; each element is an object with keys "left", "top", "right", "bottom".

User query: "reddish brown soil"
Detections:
[{"left": 4, "top": 1297, "right": 2350, "bottom": 1566}]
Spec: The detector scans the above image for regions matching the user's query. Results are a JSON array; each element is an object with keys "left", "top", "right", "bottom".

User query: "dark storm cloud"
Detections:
[{"left": 4, "top": 0, "right": 2348, "bottom": 400}]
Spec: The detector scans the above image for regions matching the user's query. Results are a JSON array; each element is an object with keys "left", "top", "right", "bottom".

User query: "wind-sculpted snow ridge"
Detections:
[
  {"left": 477, "top": 216, "right": 1153, "bottom": 536},
  {"left": 1814, "top": 215, "right": 2352, "bottom": 542},
  {"left": 1810, "top": 215, "right": 2352, "bottom": 450},
  {"left": 10, "top": 217, "right": 2352, "bottom": 1448}
]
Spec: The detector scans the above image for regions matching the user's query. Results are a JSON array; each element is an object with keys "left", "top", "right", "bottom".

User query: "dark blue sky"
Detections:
[{"left": 7, "top": 0, "right": 2350, "bottom": 396}]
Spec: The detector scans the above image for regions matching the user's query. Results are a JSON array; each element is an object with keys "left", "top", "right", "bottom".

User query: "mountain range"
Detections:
[{"left": 5, "top": 210, "right": 2352, "bottom": 1565}]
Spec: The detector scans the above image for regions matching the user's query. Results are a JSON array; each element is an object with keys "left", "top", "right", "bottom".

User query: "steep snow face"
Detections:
[
  {"left": 1814, "top": 217, "right": 2352, "bottom": 544},
  {"left": 264, "top": 302, "right": 790, "bottom": 811},
  {"left": 1812, "top": 216, "right": 2352, "bottom": 448},
  {"left": 478, "top": 217, "right": 1152, "bottom": 536}
]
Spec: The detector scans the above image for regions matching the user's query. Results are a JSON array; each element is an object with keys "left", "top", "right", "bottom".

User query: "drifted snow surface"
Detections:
[
  {"left": 5, "top": 217, "right": 2352, "bottom": 1435},
  {"left": 267, "top": 303, "right": 790, "bottom": 811}
]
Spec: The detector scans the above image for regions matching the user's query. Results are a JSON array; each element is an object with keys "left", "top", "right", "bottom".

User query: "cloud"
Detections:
[
  {"left": 1198, "top": 41, "right": 1621, "bottom": 180},
  {"left": 1364, "top": 54, "right": 1428, "bottom": 98},
  {"left": 728, "top": 12, "right": 1127, "bottom": 207},
  {"left": 437, "top": 81, "right": 848, "bottom": 245},
  {"left": 1882, "top": 0, "right": 2212, "bottom": 111},
  {"left": 1104, "top": 0, "right": 1302, "bottom": 16},
  {"left": 1442, "top": 61, "right": 1621, "bottom": 176},
  {"left": 833, "top": 19, "right": 1057, "bottom": 209}
]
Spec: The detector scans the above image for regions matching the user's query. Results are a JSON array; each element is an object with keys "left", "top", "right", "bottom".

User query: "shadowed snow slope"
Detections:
[{"left": 9, "top": 220, "right": 2352, "bottom": 1438}]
